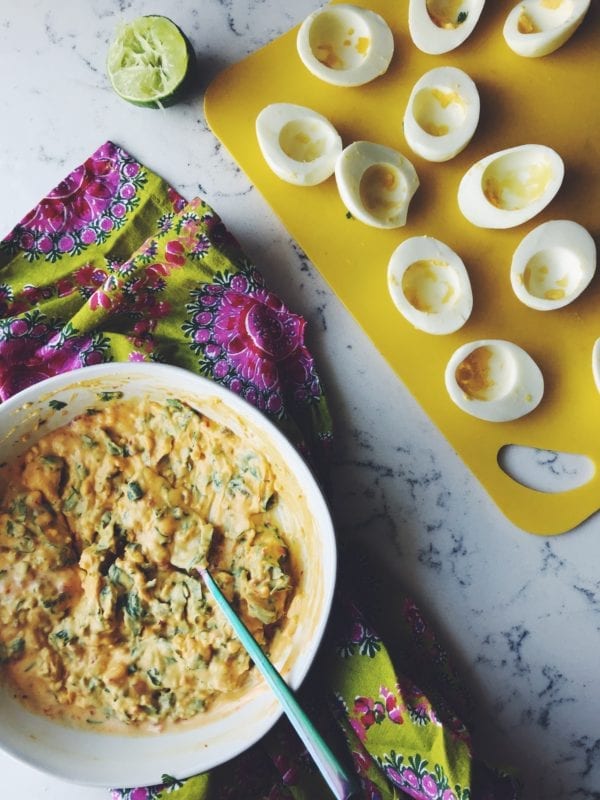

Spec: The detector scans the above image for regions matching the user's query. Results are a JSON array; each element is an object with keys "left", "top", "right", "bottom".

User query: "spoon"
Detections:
[{"left": 197, "top": 566, "right": 360, "bottom": 800}]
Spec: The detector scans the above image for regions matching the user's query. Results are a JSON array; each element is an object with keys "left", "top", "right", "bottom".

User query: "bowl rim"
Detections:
[{"left": 0, "top": 362, "right": 337, "bottom": 787}]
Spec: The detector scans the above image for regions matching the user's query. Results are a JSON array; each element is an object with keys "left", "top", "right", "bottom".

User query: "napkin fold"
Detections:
[{"left": 0, "top": 142, "right": 519, "bottom": 800}]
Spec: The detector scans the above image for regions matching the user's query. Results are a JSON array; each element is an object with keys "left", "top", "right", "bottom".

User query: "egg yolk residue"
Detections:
[
  {"left": 455, "top": 346, "right": 497, "bottom": 401},
  {"left": 401, "top": 259, "right": 457, "bottom": 312},
  {"left": 483, "top": 161, "right": 553, "bottom": 211},
  {"left": 359, "top": 164, "right": 401, "bottom": 220},
  {"left": 426, "top": 0, "right": 468, "bottom": 29}
]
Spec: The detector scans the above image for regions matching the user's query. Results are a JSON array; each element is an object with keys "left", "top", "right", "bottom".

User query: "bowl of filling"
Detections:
[{"left": 0, "top": 362, "right": 336, "bottom": 787}]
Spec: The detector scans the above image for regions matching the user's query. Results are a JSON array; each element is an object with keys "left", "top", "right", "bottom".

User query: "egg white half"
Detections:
[
  {"left": 458, "top": 144, "right": 564, "bottom": 229},
  {"left": 388, "top": 236, "right": 473, "bottom": 334},
  {"left": 404, "top": 66, "right": 480, "bottom": 162},
  {"left": 503, "top": 0, "right": 591, "bottom": 58},
  {"left": 256, "top": 103, "right": 342, "bottom": 186},
  {"left": 296, "top": 4, "right": 394, "bottom": 87},
  {"left": 510, "top": 219, "right": 597, "bottom": 310},
  {"left": 408, "top": 0, "right": 486, "bottom": 55},
  {"left": 445, "top": 339, "right": 544, "bottom": 422},
  {"left": 335, "top": 141, "right": 419, "bottom": 228}
]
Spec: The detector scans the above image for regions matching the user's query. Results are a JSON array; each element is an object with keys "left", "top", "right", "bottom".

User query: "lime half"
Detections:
[{"left": 107, "top": 15, "right": 193, "bottom": 108}]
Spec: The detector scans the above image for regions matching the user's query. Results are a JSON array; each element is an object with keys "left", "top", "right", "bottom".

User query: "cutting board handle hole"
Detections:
[{"left": 498, "top": 444, "right": 595, "bottom": 493}]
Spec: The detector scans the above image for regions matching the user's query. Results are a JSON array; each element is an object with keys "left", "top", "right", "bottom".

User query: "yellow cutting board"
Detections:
[{"left": 204, "top": 1, "right": 600, "bottom": 535}]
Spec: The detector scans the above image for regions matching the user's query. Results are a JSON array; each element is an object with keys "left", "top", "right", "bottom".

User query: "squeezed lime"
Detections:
[{"left": 107, "top": 15, "right": 193, "bottom": 108}]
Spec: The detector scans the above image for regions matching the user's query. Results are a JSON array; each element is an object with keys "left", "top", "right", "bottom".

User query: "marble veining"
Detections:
[{"left": 1, "top": 1, "right": 600, "bottom": 799}]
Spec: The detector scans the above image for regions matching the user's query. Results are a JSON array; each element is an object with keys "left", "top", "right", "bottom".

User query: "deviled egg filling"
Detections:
[{"left": 0, "top": 396, "right": 299, "bottom": 731}]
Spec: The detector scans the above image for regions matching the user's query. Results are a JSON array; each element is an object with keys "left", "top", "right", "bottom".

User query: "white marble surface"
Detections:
[{"left": 0, "top": 2, "right": 599, "bottom": 798}]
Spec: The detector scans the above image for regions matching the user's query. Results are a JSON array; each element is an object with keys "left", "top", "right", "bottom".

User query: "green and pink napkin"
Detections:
[{"left": 0, "top": 142, "right": 518, "bottom": 800}]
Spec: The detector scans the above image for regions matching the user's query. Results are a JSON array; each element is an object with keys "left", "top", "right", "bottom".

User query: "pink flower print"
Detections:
[
  {"left": 89, "top": 288, "right": 112, "bottom": 311},
  {"left": 57, "top": 278, "right": 75, "bottom": 298},
  {"left": 401, "top": 768, "right": 419, "bottom": 790},
  {"left": 380, "top": 686, "right": 404, "bottom": 725},
  {"left": 129, "top": 788, "right": 150, "bottom": 800},
  {"left": 353, "top": 696, "right": 385, "bottom": 738},
  {"left": 146, "top": 262, "right": 170, "bottom": 278},
  {"left": 75, "top": 264, "right": 107, "bottom": 288},
  {"left": 442, "top": 790, "right": 457, "bottom": 800},
  {"left": 164, "top": 239, "right": 186, "bottom": 266},
  {"left": 167, "top": 186, "right": 187, "bottom": 212},
  {"left": 128, "top": 351, "right": 148, "bottom": 362},
  {"left": 421, "top": 774, "right": 439, "bottom": 797},
  {"left": 349, "top": 716, "right": 367, "bottom": 744},
  {"left": 21, "top": 145, "right": 120, "bottom": 235}
]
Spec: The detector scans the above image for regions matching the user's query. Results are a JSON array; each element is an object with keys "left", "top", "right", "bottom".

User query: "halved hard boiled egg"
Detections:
[
  {"left": 445, "top": 339, "right": 544, "bottom": 422},
  {"left": 510, "top": 220, "right": 597, "bottom": 310},
  {"left": 458, "top": 144, "right": 564, "bottom": 229},
  {"left": 388, "top": 236, "right": 473, "bottom": 334},
  {"left": 408, "top": 0, "right": 486, "bottom": 55},
  {"left": 335, "top": 141, "right": 419, "bottom": 228},
  {"left": 404, "top": 66, "right": 480, "bottom": 162},
  {"left": 296, "top": 4, "right": 394, "bottom": 87},
  {"left": 255, "top": 103, "right": 342, "bottom": 186},
  {"left": 503, "top": 0, "right": 591, "bottom": 58}
]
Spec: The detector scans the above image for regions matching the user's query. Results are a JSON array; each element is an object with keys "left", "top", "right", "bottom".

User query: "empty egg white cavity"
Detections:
[
  {"left": 511, "top": 220, "right": 596, "bottom": 310},
  {"left": 445, "top": 339, "right": 544, "bottom": 422},
  {"left": 504, "top": 0, "right": 591, "bottom": 58},
  {"left": 388, "top": 236, "right": 473, "bottom": 334},
  {"left": 335, "top": 141, "right": 419, "bottom": 228},
  {"left": 256, "top": 103, "right": 342, "bottom": 186},
  {"left": 458, "top": 144, "right": 564, "bottom": 228},
  {"left": 296, "top": 4, "right": 394, "bottom": 87},
  {"left": 408, "top": 0, "right": 486, "bottom": 55},
  {"left": 404, "top": 66, "right": 480, "bottom": 162}
]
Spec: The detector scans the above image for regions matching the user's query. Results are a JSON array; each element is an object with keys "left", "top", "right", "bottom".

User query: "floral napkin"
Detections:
[{"left": 0, "top": 142, "right": 518, "bottom": 800}]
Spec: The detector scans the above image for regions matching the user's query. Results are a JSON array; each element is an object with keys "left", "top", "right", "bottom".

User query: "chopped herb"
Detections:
[
  {"left": 86, "top": 718, "right": 104, "bottom": 725},
  {"left": 40, "top": 454, "right": 63, "bottom": 468},
  {"left": 62, "top": 488, "right": 80, "bottom": 512},
  {"left": 11, "top": 497, "right": 27, "bottom": 521},
  {"left": 147, "top": 667, "right": 162, "bottom": 686},
  {"left": 82, "top": 434, "right": 98, "bottom": 448},
  {"left": 98, "top": 391, "right": 124, "bottom": 401},
  {"left": 457, "top": 10, "right": 468, "bottom": 23},
  {"left": 52, "top": 629, "right": 71, "bottom": 645},
  {"left": 127, "top": 481, "right": 144, "bottom": 501},
  {"left": 100, "top": 510, "right": 112, "bottom": 528},
  {"left": 48, "top": 399, "right": 67, "bottom": 410},
  {"left": 166, "top": 398, "right": 184, "bottom": 411},
  {"left": 125, "top": 591, "right": 142, "bottom": 618},
  {"left": 345, "top": 211, "right": 353, "bottom": 219},
  {"left": 0, "top": 637, "right": 25, "bottom": 663},
  {"left": 85, "top": 407, "right": 101, "bottom": 416},
  {"left": 105, "top": 437, "right": 129, "bottom": 457}
]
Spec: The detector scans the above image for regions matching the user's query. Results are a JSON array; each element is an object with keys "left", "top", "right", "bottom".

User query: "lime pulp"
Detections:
[{"left": 107, "top": 15, "right": 192, "bottom": 108}]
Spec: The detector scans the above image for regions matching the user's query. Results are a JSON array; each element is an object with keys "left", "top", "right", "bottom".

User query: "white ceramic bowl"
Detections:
[{"left": 0, "top": 363, "right": 337, "bottom": 787}]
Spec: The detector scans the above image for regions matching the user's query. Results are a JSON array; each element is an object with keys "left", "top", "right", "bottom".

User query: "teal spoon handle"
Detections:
[{"left": 198, "top": 567, "right": 360, "bottom": 800}]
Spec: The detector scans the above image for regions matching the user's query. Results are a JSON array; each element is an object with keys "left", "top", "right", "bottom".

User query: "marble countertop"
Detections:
[{"left": 1, "top": 2, "right": 599, "bottom": 798}]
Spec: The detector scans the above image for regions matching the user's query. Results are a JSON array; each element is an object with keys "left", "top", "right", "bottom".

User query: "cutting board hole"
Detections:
[{"left": 498, "top": 445, "right": 595, "bottom": 493}]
